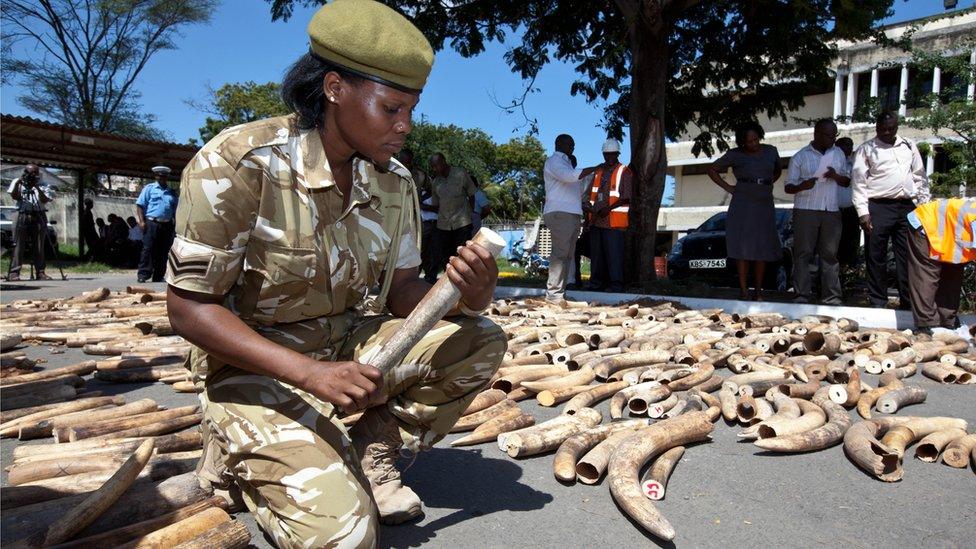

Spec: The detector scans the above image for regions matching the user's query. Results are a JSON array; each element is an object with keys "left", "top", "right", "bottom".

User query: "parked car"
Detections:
[
  {"left": 0, "top": 205, "right": 59, "bottom": 256},
  {"left": 667, "top": 209, "right": 794, "bottom": 291}
]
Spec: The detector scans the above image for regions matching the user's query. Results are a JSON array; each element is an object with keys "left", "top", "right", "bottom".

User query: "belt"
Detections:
[
  {"left": 148, "top": 217, "right": 173, "bottom": 223},
  {"left": 736, "top": 177, "right": 773, "bottom": 185},
  {"left": 868, "top": 197, "right": 914, "bottom": 205}
]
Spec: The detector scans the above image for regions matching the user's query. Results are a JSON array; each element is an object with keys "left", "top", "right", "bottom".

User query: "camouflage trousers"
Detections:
[{"left": 197, "top": 315, "right": 506, "bottom": 549}]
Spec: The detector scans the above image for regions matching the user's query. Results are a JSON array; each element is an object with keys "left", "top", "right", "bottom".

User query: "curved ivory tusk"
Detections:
[
  {"left": 552, "top": 420, "right": 647, "bottom": 482},
  {"left": 856, "top": 379, "right": 903, "bottom": 419},
  {"left": 875, "top": 385, "right": 927, "bottom": 415},
  {"left": 665, "top": 395, "right": 705, "bottom": 419},
  {"left": 450, "top": 411, "right": 534, "bottom": 447},
  {"left": 575, "top": 425, "right": 648, "bottom": 485},
  {"left": 689, "top": 373, "right": 724, "bottom": 394},
  {"left": 754, "top": 388, "right": 850, "bottom": 452},
  {"left": 501, "top": 407, "right": 602, "bottom": 458},
  {"left": 920, "top": 362, "right": 960, "bottom": 384},
  {"left": 843, "top": 420, "right": 902, "bottom": 482},
  {"left": 521, "top": 366, "right": 596, "bottom": 393},
  {"left": 640, "top": 446, "right": 685, "bottom": 500},
  {"left": 878, "top": 364, "right": 917, "bottom": 386},
  {"left": 725, "top": 369, "right": 791, "bottom": 393},
  {"left": 943, "top": 433, "right": 976, "bottom": 468},
  {"left": 626, "top": 383, "right": 673, "bottom": 416},
  {"left": 450, "top": 399, "right": 516, "bottom": 433},
  {"left": 491, "top": 365, "right": 570, "bottom": 393},
  {"left": 735, "top": 395, "right": 773, "bottom": 424},
  {"left": 611, "top": 382, "right": 669, "bottom": 419},
  {"left": 719, "top": 385, "right": 737, "bottom": 422},
  {"left": 769, "top": 380, "right": 821, "bottom": 400},
  {"left": 828, "top": 368, "right": 863, "bottom": 408},
  {"left": 915, "top": 428, "right": 968, "bottom": 462},
  {"left": 803, "top": 331, "right": 842, "bottom": 357},
  {"left": 646, "top": 393, "right": 680, "bottom": 419},
  {"left": 545, "top": 342, "right": 591, "bottom": 365},
  {"left": 688, "top": 387, "right": 721, "bottom": 409},
  {"left": 739, "top": 392, "right": 800, "bottom": 440},
  {"left": 878, "top": 348, "right": 917, "bottom": 371},
  {"left": 755, "top": 399, "right": 826, "bottom": 439},
  {"left": 462, "top": 389, "right": 508, "bottom": 416},
  {"left": 536, "top": 385, "right": 596, "bottom": 407},
  {"left": 562, "top": 380, "right": 629, "bottom": 416},
  {"left": 592, "top": 350, "right": 672, "bottom": 381},
  {"left": 608, "top": 411, "right": 717, "bottom": 541}
]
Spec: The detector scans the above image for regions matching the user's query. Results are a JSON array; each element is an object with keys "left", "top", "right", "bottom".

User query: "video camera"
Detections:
[{"left": 20, "top": 168, "right": 39, "bottom": 187}]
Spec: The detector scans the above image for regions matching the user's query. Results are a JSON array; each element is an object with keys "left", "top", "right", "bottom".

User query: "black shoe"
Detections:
[{"left": 137, "top": 277, "right": 149, "bottom": 283}]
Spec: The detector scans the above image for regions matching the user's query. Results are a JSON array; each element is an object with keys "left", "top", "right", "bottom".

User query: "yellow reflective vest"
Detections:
[{"left": 911, "top": 198, "right": 976, "bottom": 264}]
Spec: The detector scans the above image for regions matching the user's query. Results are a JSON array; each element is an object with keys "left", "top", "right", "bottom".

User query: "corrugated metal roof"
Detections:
[{"left": 0, "top": 114, "right": 198, "bottom": 178}]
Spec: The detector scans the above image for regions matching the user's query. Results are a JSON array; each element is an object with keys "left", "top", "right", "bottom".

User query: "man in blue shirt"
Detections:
[{"left": 135, "top": 165, "right": 179, "bottom": 282}]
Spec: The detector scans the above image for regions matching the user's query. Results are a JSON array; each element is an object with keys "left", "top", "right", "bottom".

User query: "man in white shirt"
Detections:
[
  {"left": 785, "top": 119, "right": 850, "bottom": 304},
  {"left": 835, "top": 137, "right": 861, "bottom": 272},
  {"left": 543, "top": 134, "right": 595, "bottom": 302},
  {"left": 852, "top": 111, "right": 931, "bottom": 309}
]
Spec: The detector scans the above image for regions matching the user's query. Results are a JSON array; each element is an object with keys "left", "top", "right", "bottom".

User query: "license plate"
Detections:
[{"left": 689, "top": 258, "right": 726, "bottom": 269}]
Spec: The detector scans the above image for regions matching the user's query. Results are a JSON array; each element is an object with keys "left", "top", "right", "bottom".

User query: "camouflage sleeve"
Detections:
[
  {"left": 395, "top": 185, "right": 422, "bottom": 270},
  {"left": 165, "top": 149, "right": 260, "bottom": 295}
]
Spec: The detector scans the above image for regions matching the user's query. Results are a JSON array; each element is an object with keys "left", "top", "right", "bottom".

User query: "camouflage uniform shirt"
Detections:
[{"left": 166, "top": 114, "right": 421, "bottom": 370}]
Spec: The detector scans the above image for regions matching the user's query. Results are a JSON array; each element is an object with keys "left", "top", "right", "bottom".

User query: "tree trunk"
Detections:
[{"left": 627, "top": 11, "right": 669, "bottom": 291}]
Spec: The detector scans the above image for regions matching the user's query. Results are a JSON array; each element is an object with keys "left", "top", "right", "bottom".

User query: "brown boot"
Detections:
[{"left": 350, "top": 407, "right": 423, "bottom": 525}]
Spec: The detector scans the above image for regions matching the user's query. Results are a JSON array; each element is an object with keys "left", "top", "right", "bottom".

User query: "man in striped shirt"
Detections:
[{"left": 785, "top": 119, "right": 851, "bottom": 304}]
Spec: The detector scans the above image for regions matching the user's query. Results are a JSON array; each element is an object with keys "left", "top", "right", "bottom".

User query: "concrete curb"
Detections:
[{"left": 494, "top": 286, "right": 976, "bottom": 331}]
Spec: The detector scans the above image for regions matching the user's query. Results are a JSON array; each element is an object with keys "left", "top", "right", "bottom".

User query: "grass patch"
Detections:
[{"left": 2, "top": 243, "right": 118, "bottom": 276}]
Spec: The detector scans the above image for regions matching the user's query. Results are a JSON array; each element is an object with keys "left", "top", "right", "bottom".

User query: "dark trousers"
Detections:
[
  {"left": 907, "top": 227, "right": 964, "bottom": 329},
  {"left": 435, "top": 225, "right": 473, "bottom": 279},
  {"left": 588, "top": 226, "right": 625, "bottom": 292},
  {"left": 9, "top": 213, "right": 46, "bottom": 275},
  {"left": 572, "top": 226, "right": 590, "bottom": 288},
  {"left": 866, "top": 199, "right": 914, "bottom": 308},
  {"left": 421, "top": 220, "right": 439, "bottom": 283},
  {"left": 838, "top": 206, "right": 861, "bottom": 268},
  {"left": 138, "top": 220, "right": 175, "bottom": 282},
  {"left": 792, "top": 209, "right": 842, "bottom": 304}
]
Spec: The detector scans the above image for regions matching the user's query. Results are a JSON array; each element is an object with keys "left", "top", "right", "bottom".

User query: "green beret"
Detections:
[{"left": 308, "top": 0, "right": 434, "bottom": 93}]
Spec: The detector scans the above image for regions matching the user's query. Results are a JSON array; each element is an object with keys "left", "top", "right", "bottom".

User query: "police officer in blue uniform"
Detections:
[{"left": 135, "top": 165, "right": 179, "bottom": 282}]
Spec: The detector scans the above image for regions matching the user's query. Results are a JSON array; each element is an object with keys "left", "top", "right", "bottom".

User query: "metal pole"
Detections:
[{"left": 77, "top": 169, "right": 86, "bottom": 259}]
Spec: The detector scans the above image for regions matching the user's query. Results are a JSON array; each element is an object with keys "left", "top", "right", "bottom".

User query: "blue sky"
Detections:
[{"left": 0, "top": 0, "right": 959, "bottom": 175}]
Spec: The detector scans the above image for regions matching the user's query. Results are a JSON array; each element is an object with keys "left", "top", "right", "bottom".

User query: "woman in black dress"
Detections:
[{"left": 706, "top": 122, "right": 782, "bottom": 301}]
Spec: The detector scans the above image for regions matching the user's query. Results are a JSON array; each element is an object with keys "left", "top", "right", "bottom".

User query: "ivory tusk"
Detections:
[
  {"left": 640, "top": 446, "right": 685, "bottom": 500},
  {"left": 875, "top": 385, "right": 927, "bottom": 415},
  {"left": 754, "top": 388, "right": 850, "bottom": 452},
  {"left": 592, "top": 350, "right": 672, "bottom": 381},
  {"left": 462, "top": 389, "right": 507, "bottom": 415},
  {"left": 500, "top": 408, "right": 602, "bottom": 458},
  {"left": 520, "top": 366, "right": 596, "bottom": 392},
  {"left": 450, "top": 399, "right": 516, "bottom": 432},
  {"left": 562, "top": 380, "right": 629, "bottom": 415},
  {"left": 856, "top": 379, "right": 903, "bottom": 419},
  {"left": 611, "top": 382, "right": 669, "bottom": 419},
  {"left": 451, "top": 411, "right": 534, "bottom": 447},
  {"left": 942, "top": 433, "right": 976, "bottom": 468},
  {"left": 915, "top": 428, "right": 968, "bottom": 462},
  {"left": 608, "top": 411, "right": 717, "bottom": 540},
  {"left": 552, "top": 420, "right": 647, "bottom": 482}
]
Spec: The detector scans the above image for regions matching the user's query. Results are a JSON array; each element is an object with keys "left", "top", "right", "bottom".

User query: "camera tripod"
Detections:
[{"left": 4, "top": 208, "right": 67, "bottom": 281}]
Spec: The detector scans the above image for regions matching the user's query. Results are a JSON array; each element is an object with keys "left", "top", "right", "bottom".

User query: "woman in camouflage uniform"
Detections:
[{"left": 165, "top": 1, "right": 505, "bottom": 547}]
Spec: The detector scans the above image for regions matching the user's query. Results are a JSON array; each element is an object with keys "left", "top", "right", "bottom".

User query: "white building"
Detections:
[{"left": 660, "top": 9, "right": 976, "bottom": 241}]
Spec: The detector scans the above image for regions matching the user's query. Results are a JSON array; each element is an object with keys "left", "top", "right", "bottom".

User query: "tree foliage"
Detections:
[
  {"left": 266, "top": 0, "right": 892, "bottom": 287},
  {"left": 191, "top": 81, "right": 291, "bottom": 144},
  {"left": 902, "top": 39, "right": 976, "bottom": 196},
  {"left": 406, "top": 119, "right": 546, "bottom": 220},
  {"left": 2, "top": 0, "right": 216, "bottom": 139},
  {"left": 268, "top": 0, "right": 890, "bottom": 155}
]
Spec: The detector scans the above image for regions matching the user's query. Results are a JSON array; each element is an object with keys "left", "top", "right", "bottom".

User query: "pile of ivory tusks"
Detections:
[
  {"left": 448, "top": 298, "right": 976, "bottom": 541},
  {"left": 0, "top": 288, "right": 249, "bottom": 548}
]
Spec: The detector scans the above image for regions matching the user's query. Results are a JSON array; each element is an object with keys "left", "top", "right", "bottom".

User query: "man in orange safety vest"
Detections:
[
  {"left": 906, "top": 197, "right": 976, "bottom": 336},
  {"left": 584, "top": 138, "right": 632, "bottom": 292}
]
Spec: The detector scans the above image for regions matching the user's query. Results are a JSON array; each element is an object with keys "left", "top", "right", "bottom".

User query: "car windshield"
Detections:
[{"left": 698, "top": 214, "right": 726, "bottom": 232}]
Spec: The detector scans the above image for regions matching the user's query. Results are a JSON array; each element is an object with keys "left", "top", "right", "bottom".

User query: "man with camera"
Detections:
[{"left": 7, "top": 164, "right": 54, "bottom": 281}]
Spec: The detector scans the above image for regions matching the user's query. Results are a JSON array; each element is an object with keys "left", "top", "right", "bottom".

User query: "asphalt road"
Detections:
[{"left": 2, "top": 274, "right": 974, "bottom": 548}]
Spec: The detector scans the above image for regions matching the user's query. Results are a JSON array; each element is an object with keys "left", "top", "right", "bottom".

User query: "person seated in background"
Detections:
[
  {"left": 104, "top": 214, "right": 130, "bottom": 266},
  {"left": 126, "top": 216, "right": 144, "bottom": 268}
]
